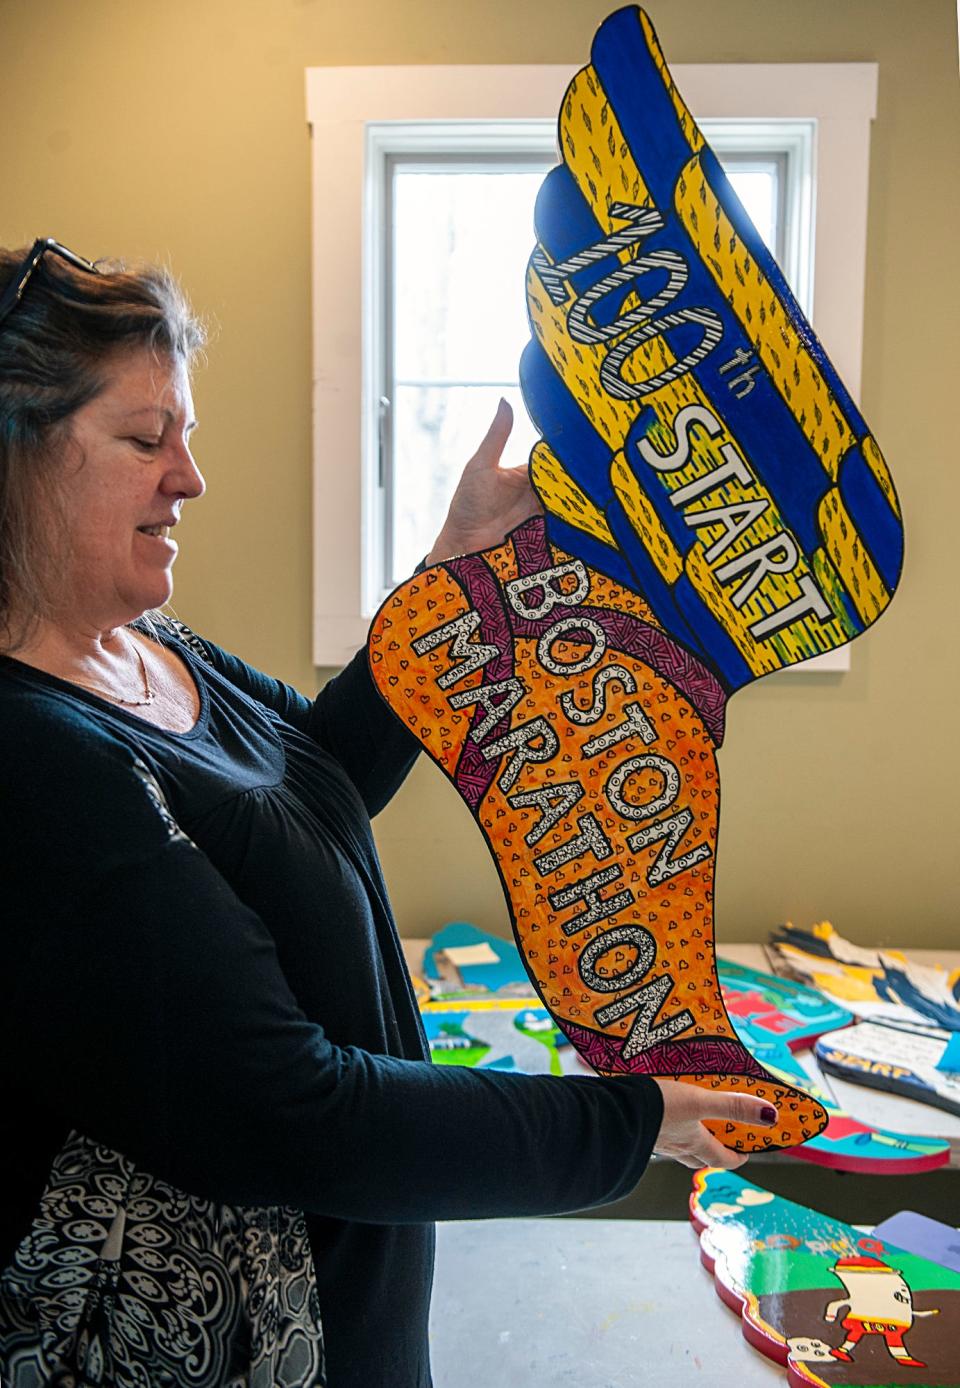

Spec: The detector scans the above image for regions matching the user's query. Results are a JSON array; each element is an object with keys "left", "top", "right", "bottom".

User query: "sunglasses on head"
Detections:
[{"left": 0, "top": 237, "right": 99, "bottom": 329}]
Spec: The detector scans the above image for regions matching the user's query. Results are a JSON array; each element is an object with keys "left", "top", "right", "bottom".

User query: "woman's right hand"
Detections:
[
  {"left": 424, "top": 399, "right": 542, "bottom": 565},
  {"left": 652, "top": 1079, "right": 779, "bottom": 1169}
]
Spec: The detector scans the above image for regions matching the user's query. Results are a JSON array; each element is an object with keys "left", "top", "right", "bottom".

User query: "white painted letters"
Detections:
[
  {"left": 505, "top": 560, "right": 589, "bottom": 620},
  {"left": 411, "top": 610, "right": 499, "bottom": 690}
]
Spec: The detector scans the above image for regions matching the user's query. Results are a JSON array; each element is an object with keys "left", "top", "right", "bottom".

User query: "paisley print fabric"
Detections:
[
  {"left": 151, "top": 616, "right": 213, "bottom": 667},
  {"left": 0, "top": 1132, "right": 324, "bottom": 1387}
]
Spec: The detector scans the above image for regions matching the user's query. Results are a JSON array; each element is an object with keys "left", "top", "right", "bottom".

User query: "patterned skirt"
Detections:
[{"left": 0, "top": 1132, "right": 325, "bottom": 1387}]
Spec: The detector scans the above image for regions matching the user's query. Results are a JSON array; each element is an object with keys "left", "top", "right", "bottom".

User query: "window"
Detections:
[
  {"left": 379, "top": 122, "right": 813, "bottom": 589},
  {"left": 306, "top": 62, "right": 878, "bottom": 669},
  {"left": 359, "top": 118, "right": 560, "bottom": 616},
  {"left": 384, "top": 151, "right": 554, "bottom": 587}
]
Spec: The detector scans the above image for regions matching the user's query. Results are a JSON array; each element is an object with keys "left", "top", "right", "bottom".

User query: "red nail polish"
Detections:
[{"left": 761, "top": 1105, "right": 778, "bottom": 1124}]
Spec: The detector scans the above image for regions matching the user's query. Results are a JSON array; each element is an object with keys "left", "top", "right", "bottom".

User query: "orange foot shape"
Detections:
[{"left": 369, "top": 516, "right": 827, "bottom": 1155}]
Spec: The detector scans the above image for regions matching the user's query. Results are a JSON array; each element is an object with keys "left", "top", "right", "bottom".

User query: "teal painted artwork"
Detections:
[
  {"left": 422, "top": 921, "right": 535, "bottom": 999},
  {"left": 420, "top": 925, "right": 571, "bottom": 1074},
  {"left": 691, "top": 1170, "right": 960, "bottom": 1385},
  {"left": 720, "top": 968, "right": 949, "bottom": 1174},
  {"left": 718, "top": 958, "right": 854, "bottom": 1048}
]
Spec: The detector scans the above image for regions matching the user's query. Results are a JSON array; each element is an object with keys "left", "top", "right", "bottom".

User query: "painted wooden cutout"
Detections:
[
  {"left": 816, "top": 1021, "right": 960, "bottom": 1119},
  {"left": 421, "top": 1000, "right": 568, "bottom": 1075},
  {"left": 423, "top": 921, "right": 535, "bottom": 998},
  {"left": 690, "top": 1169, "right": 960, "bottom": 1385},
  {"left": 369, "top": 5, "right": 904, "bottom": 1153},
  {"left": 719, "top": 970, "right": 950, "bottom": 1174},
  {"left": 938, "top": 1033, "right": 960, "bottom": 1074},
  {"left": 420, "top": 924, "right": 576, "bottom": 1076},
  {"left": 769, "top": 923, "right": 960, "bottom": 1033},
  {"left": 718, "top": 960, "right": 854, "bottom": 1047}
]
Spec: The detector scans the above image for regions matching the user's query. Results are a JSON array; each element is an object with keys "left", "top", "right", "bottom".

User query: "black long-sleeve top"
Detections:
[{"left": 0, "top": 628, "right": 664, "bottom": 1386}]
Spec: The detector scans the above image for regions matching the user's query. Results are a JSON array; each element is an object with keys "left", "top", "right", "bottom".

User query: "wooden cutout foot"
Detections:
[
  {"left": 815, "top": 1021, "right": 960, "bottom": 1119},
  {"left": 369, "top": 7, "right": 904, "bottom": 1158},
  {"left": 370, "top": 517, "right": 827, "bottom": 1153}
]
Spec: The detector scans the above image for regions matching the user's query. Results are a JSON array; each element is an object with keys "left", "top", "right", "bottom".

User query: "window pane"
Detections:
[
  {"left": 392, "top": 381, "right": 539, "bottom": 584},
  {"left": 725, "top": 165, "right": 779, "bottom": 256},
  {"left": 388, "top": 153, "right": 783, "bottom": 587},
  {"left": 393, "top": 169, "right": 548, "bottom": 384},
  {"left": 390, "top": 164, "right": 550, "bottom": 582}
]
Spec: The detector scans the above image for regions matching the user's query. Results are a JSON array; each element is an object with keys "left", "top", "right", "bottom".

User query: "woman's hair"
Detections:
[{"left": 0, "top": 246, "right": 206, "bottom": 651}]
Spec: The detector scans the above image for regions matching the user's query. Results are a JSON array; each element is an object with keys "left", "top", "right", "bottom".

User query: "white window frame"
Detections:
[{"left": 305, "top": 62, "right": 878, "bottom": 669}]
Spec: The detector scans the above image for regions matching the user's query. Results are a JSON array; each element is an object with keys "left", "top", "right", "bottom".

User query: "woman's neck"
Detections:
[{"left": 11, "top": 616, "right": 133, "bottom": 681}]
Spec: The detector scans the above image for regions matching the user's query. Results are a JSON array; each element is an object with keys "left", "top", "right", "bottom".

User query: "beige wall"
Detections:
[{"left": 2, "top": 0, "right": 957, "bottom": 947}]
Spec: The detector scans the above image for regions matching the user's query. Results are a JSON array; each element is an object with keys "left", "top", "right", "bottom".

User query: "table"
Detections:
[
  {"left": 716, "top": 945, "right": 960, "bottom": 1150},
  {"left": 413, "top": 939, "right": 959, "bottom": 1382},
  {"left": 405, "top": 937, "right": 959, "bottom": 1224}
]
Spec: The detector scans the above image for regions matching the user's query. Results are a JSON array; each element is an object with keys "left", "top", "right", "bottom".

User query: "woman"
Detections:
[{"left": 0, "top": 240, "right": 777, "bottom": 1388}]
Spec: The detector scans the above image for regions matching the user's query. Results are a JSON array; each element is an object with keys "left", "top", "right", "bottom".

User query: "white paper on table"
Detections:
[{"left": 442, "top": 943, "right": 501, "bottom": 967}]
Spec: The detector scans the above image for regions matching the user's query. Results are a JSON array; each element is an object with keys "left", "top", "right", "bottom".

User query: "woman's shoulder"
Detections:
[
  {"left": 0, "top": 673, "right": 184, "bottom": 870},
  {"left": 0, "top": 611, "right": 215, "bottom": 758},
  {"left": 0, "top": 663, "right": 103, "bottom": 732},
  {"left": 0, "top": 666, "right": 146, "bottom": 781}
]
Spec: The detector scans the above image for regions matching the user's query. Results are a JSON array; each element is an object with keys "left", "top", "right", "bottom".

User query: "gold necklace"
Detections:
[{"left": 70, "top": 631, "right": 157, "bottom": 707}]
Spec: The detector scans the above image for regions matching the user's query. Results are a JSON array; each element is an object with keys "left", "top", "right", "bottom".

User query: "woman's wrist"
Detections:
[{"left": 423, "top": 527, "right": 466, "bottom": 568}]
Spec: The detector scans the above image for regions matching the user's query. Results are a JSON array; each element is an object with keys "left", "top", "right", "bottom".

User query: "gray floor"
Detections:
[{"left": 429, "top": 1218, "right": 784, "bottom": 1388}]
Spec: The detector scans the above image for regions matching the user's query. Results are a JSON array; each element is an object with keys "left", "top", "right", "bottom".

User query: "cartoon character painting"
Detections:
[
  {"left": 824, "top": 1255, "right": 939, "bottom": 1369},
  {"left": 369, "top": 5, "right": 904, "bottom": 1156},
  {"left": 691, "top": 1171, "right": 958, "bottom": 1387}
]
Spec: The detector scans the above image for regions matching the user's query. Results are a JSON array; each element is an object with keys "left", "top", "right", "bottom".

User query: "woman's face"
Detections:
[{"left": 49, "top": 348, "right": 204, "bottom": 632}]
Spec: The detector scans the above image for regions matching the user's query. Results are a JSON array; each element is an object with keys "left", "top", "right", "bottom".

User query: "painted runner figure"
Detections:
[{"left": 825, "top": 1256, "right": 940, "bottom": 1368}]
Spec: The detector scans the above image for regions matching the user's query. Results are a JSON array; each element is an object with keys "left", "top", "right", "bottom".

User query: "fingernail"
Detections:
[{"left": 760, "top": 1105, "right": 778, "bottom": 1125}]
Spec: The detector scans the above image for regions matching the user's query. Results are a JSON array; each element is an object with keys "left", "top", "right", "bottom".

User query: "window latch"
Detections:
[{"left": 377, "top": 395, "right": 391, "bottom": 489}]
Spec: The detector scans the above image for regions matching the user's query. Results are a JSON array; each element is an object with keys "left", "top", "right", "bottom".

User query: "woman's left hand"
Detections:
[{"left": 424, "top": 399, "right": 542, "bottom": 565}]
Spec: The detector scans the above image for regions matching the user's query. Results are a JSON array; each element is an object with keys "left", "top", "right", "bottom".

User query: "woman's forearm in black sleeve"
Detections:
[
  {"left": 7, "top": 714, "right": 661, "bottom": 1223},
  {"left": 15, "top": 836, "right": 662, "bottom": 1224}
]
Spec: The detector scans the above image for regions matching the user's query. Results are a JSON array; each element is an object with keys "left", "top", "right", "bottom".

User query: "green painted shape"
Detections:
[
  {"left": 694, "top": 1170, "right": 960, "bottom": 1296},
  {"left": 514, "top": 1006, "right": 568, "bottom": 1076},
  {"left": 431, "top": 1044, "right": 491, "bottom": 1068}
]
